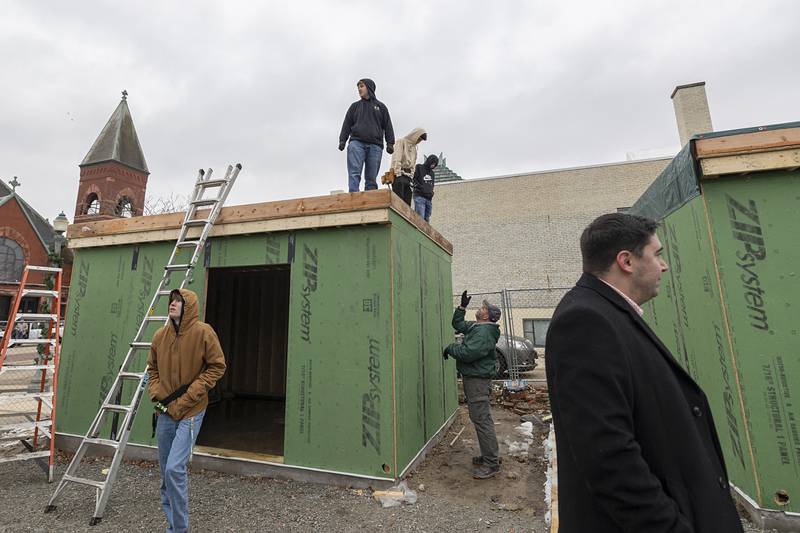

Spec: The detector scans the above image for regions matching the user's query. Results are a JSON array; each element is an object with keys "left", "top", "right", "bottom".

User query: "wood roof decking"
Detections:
[
  {"left": 67, "top": 189, "right": 454, "bottom": 255},
  {"left": 695, "top": 125, "right": 800, "bottom": 178}
]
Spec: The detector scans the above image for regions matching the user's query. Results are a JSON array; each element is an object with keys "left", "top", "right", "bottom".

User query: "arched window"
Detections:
[
  {"left": 115, "top": 196, "right": 134, "bottom": 218},
  {"left": 85, "top": 193, "right": 100, "bottom": 215},
  {"left": 0, "top": 237, "right": 25, "bottom": 282}
]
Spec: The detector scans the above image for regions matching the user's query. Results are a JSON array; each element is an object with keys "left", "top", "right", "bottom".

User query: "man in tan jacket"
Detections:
[
  {"left": 390, "top": 127, "right": 427, "bottom": 206},
  {"left": 147, "top": 288, "right": 225, "bottom": 533}
]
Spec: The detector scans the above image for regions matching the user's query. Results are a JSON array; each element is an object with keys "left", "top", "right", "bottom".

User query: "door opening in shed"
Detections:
[{"left": 195, "top": 265, "right": 289, "bottom": 460}]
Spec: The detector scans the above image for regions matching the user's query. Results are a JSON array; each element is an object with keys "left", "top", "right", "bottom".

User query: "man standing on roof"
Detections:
[
  {"left": 389, "top": 128, "right": 427, "bottom": 206},
  {"left": 442, "top": 291, "right": 502, "bottom": 479},
  {"left": 413, "top": 154, "right": 438, "bottom": 221},
  {"left": 147, "top": 288, "right": 226, "bottom": 533},
  {"left": 339, "top": 78, "right": 395, "bottom": 193}
]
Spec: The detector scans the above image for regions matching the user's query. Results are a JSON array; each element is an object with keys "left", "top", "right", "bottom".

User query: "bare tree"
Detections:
[{"left": 143, "top": 193, "right": 190, "bottom": 215}]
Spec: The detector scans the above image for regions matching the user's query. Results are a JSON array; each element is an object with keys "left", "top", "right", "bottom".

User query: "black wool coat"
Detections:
[{"left": 546, "top": 273, "right": 743, "bottom": 533}]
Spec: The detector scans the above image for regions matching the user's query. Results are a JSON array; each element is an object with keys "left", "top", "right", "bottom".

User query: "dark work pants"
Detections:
[
  {"left": 463, "top": 377, "right": 499, "bottom": 467},
  {"left": 392, "top": 175, "right": 413, "bottom": 206}
]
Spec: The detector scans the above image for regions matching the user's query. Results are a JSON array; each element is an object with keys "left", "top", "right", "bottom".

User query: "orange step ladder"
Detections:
[{"left": 0, "top": 264, "right": 63, "bottom": 481}]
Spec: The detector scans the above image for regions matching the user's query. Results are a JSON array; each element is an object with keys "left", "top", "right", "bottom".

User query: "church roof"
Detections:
[
  {"left": 0, "top": 178, "right": 56, "bottom": 251},
  {"left": 80, "top": 92, "right": 149, "bottom": 174}
]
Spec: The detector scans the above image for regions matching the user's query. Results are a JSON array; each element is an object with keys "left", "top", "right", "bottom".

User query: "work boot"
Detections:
[{"left": 472, "top": 464, "right": 500, "bottom": 479}]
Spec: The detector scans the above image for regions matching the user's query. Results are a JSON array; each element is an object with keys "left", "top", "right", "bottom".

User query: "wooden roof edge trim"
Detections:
[
  {"left": 695, "top": 127, "right": 800, "bottom": 158},
  {"left": 68, "top": 209, "right": 393, "bottom": 249},
  {"left": 66, "top": 188, "right": 453, "bottom": 254},
  {"left": 699, "top": 148, "right": 800, "bottom": 179},
  {"left": 66, "top": 190, "right": 395, "bottom": 239}
]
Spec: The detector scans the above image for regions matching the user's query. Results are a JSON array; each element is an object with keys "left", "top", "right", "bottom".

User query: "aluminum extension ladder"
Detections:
[
  {"left": 0, "top": 265, "right": 63, "bottom": 481},
  {"left": 46, "top": 164, "right": 241, "bottom": 525}
]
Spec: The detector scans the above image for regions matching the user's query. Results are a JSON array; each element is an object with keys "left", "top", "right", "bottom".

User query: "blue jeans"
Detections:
[
  {"left": 347, "top": 140, "right": 382, "bottom": 192},
  {"left": 156, "top": 409, "right": 205, "bottom": 533},
  {"left": 414, "top": 196, "right": 433, "bottom": 221}
]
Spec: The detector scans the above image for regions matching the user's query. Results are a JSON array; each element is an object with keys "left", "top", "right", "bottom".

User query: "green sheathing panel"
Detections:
[
  {"left": 282, "top": 225, "right": 395, "bottom": 479},
  {"left": 57, "top": 234, "right": 289, "bottom": 446},
  {"left": 439, "top": 255, "right": 459, "bottom": 418},
  {"left": 57, "top": 241, "right": 207, "bottom": 446},
  {"left": 702, "top": 171, "right": 800, "bottom": 512},
  {"left": 644, "top": 196, "right": 757, "bottom": 500},
  {"left": 207, "top": 232, "right": 289, "bottom": 269},
  {"left": 392, "top": 223, "right": 426, "bottom": 472},
  {"left": 643, "top": 169, "right": 800, "bottom": 512},
  {"left": 390, "top": 212, "right": 457, "bottom": 473}
]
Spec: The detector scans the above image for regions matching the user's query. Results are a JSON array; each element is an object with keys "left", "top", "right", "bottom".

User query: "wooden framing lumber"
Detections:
[
  {"left": 700, "top": 148, "right": 800, "bottom": 178},
  {"left": 67, "top": 189, "right": 454, "bottom": 254},
  {"left": 68, "top": 209, "right": 391, "bottom": 249},
  {"left": 695, "top": 127, "right": 800, "bottom": 158}
]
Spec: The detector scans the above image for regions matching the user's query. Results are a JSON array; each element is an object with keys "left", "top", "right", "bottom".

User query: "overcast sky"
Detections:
[{"left": 1, "top": 1, "right": 798, "bottom": 222}]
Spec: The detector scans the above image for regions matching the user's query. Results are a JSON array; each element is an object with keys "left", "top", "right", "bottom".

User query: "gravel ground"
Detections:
[
  {"left": 0, "top": 458, "right": 778, "bottom": 533},
  {"left": 0, "top": 404, "right": 550, "bottom": 533},
  {"left": 0, "top": 370, "right": 782, "bottom": 533},
  {"left": 0, "top": 457, "right": 546, "bottom": 532}
]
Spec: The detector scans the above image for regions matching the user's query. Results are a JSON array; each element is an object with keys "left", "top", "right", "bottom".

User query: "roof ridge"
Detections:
[{"left": 0, "top": 182, "right": 54, "bottom": 250}]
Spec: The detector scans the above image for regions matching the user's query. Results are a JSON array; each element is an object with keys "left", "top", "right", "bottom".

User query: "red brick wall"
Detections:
[
  {"left": 0, "top": 197, "right": 72, "bottom": 321},
  {"left": 0, "top": 197, "right": 50, "bottom": 288},
  {"left": 74, "top": 161, "right": 148, "bottom": 222}
]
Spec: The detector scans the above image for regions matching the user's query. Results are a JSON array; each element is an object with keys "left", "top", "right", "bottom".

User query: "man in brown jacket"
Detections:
[{"left": 147, "top": 288, "right": 225, "bottom": 533}]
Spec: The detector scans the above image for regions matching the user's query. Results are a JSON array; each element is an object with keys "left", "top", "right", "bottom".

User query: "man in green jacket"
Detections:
[{"left": 443, "top": 290, "right": 502, "bottom": 479}]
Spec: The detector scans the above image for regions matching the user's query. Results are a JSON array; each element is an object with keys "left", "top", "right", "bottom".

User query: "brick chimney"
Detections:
[{"left": 670, "top": 82, "right": 713, "bottom": 146}]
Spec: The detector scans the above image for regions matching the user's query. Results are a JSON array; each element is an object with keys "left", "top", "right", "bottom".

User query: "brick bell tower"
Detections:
[{"left": 74, "top": 90, "right": 150, "bottom": 222}]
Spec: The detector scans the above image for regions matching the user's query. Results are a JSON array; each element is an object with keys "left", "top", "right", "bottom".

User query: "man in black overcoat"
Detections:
[{"left": 546, "top": 213, "right": 743, "bottom": 532}]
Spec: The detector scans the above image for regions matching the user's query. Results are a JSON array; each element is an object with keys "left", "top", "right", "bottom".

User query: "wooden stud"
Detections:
[{"left": 700, "top": 148, "right": 800, "bottom": 178}]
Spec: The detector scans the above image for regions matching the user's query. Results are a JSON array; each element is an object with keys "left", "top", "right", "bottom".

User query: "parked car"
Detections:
[{"left": 494, "top": 335, "right": 538, "bottom": 378}]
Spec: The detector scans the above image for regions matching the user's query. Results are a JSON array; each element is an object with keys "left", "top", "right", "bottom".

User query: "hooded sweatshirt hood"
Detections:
[
  {"left": 170, "top": 288, "right": 199, "bottom": 334},
  {"left": 403, "top": 127, "right": 427, "bottom": 145},
  {"left": 423, "top": 154, "right": 439, "bottom": 170},
  {"left": 359, "top": 78, "right": 377, "bottom": 100}
]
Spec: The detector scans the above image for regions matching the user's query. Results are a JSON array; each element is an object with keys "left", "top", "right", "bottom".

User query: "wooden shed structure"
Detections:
[
  {"left": 631, "top": 122, "right": 800, "bottom": 529},
  {"left": 56, "top": 189, "right": 458, "bottom": 486}
]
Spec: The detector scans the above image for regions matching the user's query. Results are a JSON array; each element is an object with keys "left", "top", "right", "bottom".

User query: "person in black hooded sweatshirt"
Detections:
[
  {"left": 412, "top": 154, "right": 438, "bottom": 222},
  {"left": 338, "top": 78, "right": 395, "bottom": 192}
]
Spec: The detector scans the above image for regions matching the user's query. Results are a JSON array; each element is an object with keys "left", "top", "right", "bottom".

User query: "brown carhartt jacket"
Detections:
[{"left": 146, "top": 288, "right": 226, "bottom": 420}]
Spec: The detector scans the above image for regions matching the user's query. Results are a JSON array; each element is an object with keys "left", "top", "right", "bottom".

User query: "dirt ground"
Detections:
[{"left": 409, "top": 403, "right": 549, "bottom": 518}]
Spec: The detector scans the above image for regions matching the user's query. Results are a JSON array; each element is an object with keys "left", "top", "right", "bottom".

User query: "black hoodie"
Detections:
[
  {"left": 339, "top": 78, "right": 395, "bottom": 148},
  {"left": 413, "top": 154, "right": 439, "bottom": 199}
]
